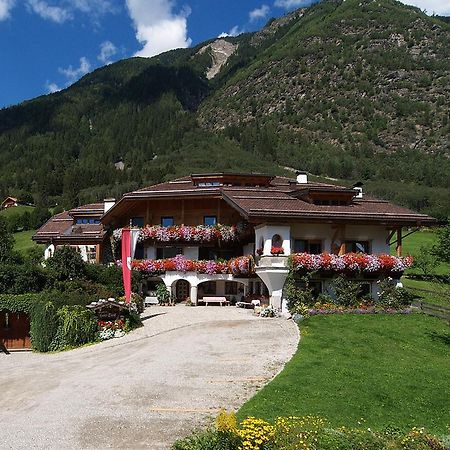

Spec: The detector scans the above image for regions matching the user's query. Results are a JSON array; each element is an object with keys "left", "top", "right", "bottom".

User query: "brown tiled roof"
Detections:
[
  {"left": 69, "top": 203, "right": 104, "bottom": 216},
  {"left": 33, "top": 211, "right": 105, "bottom": 244},
  {"left": 103, "top": 174, "right": 435, "bottom": 226}
]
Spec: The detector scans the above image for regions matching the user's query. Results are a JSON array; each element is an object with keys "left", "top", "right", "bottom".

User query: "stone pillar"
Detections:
[
  {"left": 256, "top": 258, "right": 289, "bottom": 314},
  {"left": 190, "top": 285, "right": 198, "bottom": 306}
]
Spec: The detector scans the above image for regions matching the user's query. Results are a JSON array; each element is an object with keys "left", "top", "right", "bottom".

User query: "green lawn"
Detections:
[
  {"left": 13, "top": 230, "right": 40, "bottom": 254},
  {"left": 238, "top": 314, "right": 450, "bottom": 435},
  {"left": 393, "top": 228, "right": 450, "bottom": 276},
  {"left": 0, "top": 205, "right": 35, "bottom": 218}
]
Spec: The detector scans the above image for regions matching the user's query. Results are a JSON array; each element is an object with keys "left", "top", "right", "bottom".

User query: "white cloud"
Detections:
[
  {"left": 218, "top": 25, "right": 244, "bottom": 38},
  {"left": 59, "top": 56, "right": 91, "bottom": 84},
  {"left": 400, "top": 0, "right": 450, "bottom": 15},
  {"left": 0, "top": 0, "right": 15, "bottom": 20},
  {"left": 98, "top": 40, "right": 117, "bottom": 65},
  {"left": 249, "top": 4, "right": 270, "bottom": 22},
  {"left": 125, "top": 0, "right": 192, "bottom": 58},
  {"left": 26, "top": 0, "right": 72, "bottom": 23},
  {"left": 274, "top": 0, "right": 311, "bottom": 9},
  {"left": 25, "top": 0, "right": 117, "bottom": 24},
  {"left": 45, "top": 81, "right": 61, "bottom": 93}
]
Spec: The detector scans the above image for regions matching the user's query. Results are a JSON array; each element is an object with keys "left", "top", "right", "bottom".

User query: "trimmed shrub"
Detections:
[
  {"left": 329, "top": 275, "right": 364, "bottom": 307},
  {"left": 30, "top": 301, "right": 59, "bottom": 352},
  {"left": 0, "top": 293, "right": 42, "bottom": 314}
]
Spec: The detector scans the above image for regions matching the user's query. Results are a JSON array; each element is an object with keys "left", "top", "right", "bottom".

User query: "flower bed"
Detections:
[
  {"left": 98, "top": 319, "right": 126, "bottom": 340},
  {"left": 131, "top": 255, "right": 254, "bottom": 276},
  {"left": 290, "top": 252, "right": 413, "bottom": 277},
  {"left": 113, "top": 223, "right": 249, "bottom": 244},
  {"left": 173, "top": 410, "right": 446, "bottom": 450},
  {"left": 306, "top": 303, "right": 413, "bottom": 316}
]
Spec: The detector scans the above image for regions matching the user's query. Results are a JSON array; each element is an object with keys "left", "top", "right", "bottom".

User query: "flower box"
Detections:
[{"left": 289, "top": 252, "right": 413, "bottom": 277}]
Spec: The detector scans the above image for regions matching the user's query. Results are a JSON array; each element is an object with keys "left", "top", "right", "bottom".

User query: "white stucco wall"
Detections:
[
  {"left": 255, "top": 224, "right": 292, "bottom": 256},
  {"left": 289, "top": 223, "right": 390, "bottom": 254}
]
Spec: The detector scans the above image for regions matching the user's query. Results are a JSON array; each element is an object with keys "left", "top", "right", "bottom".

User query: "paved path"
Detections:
[{"left": 0, "top": 305, "right": 298, "bottom": 449}]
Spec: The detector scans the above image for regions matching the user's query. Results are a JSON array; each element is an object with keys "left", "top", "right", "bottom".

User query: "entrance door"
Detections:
[
  {"left": 175, "top": 280, "right": 190, "bottom": 302},
  {"left": 0, "top": 311, "right": 31, "bottom": 350}
]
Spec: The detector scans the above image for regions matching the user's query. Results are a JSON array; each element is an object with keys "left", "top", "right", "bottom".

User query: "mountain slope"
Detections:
[{"left": 0, "top": 0, "right": 448, "bottom": 218}]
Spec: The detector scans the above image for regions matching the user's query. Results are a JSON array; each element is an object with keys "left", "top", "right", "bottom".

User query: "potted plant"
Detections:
[{"left": 271, "top": 246, "right": 284, "bottom": 255}]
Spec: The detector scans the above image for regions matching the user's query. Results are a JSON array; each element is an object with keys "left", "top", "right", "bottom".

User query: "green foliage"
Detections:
[
  {"left": 413, "top": 246, "right": 439, "bottom": 276},
  {"left": 432, "top": 225, "right": 450, "bottom": 264},
  {"left": 0, "top": 216, "right": 14, "bottom": 262},
  {"left": 156, "top": 283, "right": 171, "bottom": 304},
  {"left": 46, "top": 246, "right": 86, "bottom": 281},
  {"left": 0, "top": 263, "right": 47, "bottom": 294},
  {"left": 329, "top": 275, "right": 364, "bottom": 307},
  {"left": 173, "top": 416, "right": 447, "bottom": 450},
  {"left": 285, "top": 272, "right": 316, "bottom": 311},
  {"left": 377, "top": 279, "right": 415, "bottom": 309},
  {"left": 52, "top": 305, "right": 97, "bottom": 350},
  {"left": 0, "top": 293, "right": 41, "bottom": 314},
  {"left": 29, "top": 301, "right": 59, "bottom": 352}
]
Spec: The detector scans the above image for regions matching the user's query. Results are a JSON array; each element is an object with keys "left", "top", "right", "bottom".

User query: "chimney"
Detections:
[
  {"left": 353, "top": 182, "right": 363, "bottom": 199},
  {"left": 104, "top": 198, "right": 116, "bottom": 213},
  {"left": 296, "top": 171, "right": 308, "bottom": 184}
]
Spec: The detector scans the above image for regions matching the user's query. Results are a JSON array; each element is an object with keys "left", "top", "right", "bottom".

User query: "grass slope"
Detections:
[
  {"left": 13, "top": 230, "right": 39, "bottom": 254},
  {"left": 0, "top": 205, "right": 35, "bottom": 218},
  {"left": 238, "top": 314, "right": 450, "bottom": 435}
]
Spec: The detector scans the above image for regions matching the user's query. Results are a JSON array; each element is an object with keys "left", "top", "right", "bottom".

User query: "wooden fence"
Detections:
[{"left": 412, "top": 300, "right": 450, "bottom": 323}]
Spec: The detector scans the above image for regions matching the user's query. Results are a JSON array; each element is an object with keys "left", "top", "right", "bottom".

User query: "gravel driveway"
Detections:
[{"left": 0, "top": 305, "right": 298, "bottom": 449}]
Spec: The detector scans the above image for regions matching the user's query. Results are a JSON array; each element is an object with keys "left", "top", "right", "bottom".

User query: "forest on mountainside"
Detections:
[{"left": 0, "top": 0, "right": 448, "bottom": 219}]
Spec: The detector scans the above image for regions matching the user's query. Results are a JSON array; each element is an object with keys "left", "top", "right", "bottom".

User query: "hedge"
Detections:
[{"left": 0, "top": 293, "right": 43, "bottom": 314}]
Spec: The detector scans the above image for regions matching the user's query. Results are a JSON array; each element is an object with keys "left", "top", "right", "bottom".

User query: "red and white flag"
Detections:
[{"left": 121, "top": 228, "right": 140, "bottom": 303}]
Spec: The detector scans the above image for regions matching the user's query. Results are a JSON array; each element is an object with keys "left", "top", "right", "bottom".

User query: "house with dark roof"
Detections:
[
  {"left": 34, "top": 172, "right": 435, "bottom": 311},
  {"left": 33, "top": 203, "right": 107, "bottom": 263}
]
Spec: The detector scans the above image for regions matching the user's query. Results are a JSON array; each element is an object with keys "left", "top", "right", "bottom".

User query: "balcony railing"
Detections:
[
  {"left": 289, "top": 253, "right": 413, "bottom": 277},
  {"left": 113, "top": 223, "right": 251, "bottom": 245},
  {"left": 130, "top": 255, "right": 255, "bottom": 276}
]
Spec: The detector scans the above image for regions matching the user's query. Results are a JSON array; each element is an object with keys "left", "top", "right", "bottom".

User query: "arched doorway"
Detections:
[{"left": 175, "top": 280, "right": 190, "bottom": 302}]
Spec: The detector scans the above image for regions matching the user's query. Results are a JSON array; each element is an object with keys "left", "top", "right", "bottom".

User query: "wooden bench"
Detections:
[{"left": 202, "top": 296, "right": 229, "bottom": 306}]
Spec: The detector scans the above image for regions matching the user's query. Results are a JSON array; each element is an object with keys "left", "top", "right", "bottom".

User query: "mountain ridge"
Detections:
[{"left": 0, "top": 0, "right": 449, "bottom": 219}]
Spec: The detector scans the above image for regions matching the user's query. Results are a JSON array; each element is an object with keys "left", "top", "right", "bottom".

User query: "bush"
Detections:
[
  {"left": 0, "top": 263, "right": 47, "bottom": 294},
  {"left": 51, "top": 305, "right": 98, "bottom": 350},
  {"left": 46, "top": 246, "right": 86, "bottom": 281},
  {"left": 30, "top": 301, "right": 59, "bottom": 352},
  {"left": 156, "top": 283, "right": 171, "bottom": 305},
  {"left": 377, "top": 278, "right": 415, "bottom": 309},
  {"left": 285, "top": 273, "right": 316, "bottom": 312},
  {"left": 329, "top": 275, "right": 364, "bottom": 307}
]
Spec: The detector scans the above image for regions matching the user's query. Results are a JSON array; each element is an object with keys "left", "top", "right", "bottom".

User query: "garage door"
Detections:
[{"left": 0, "top": 311, "right": 31, "bottom": 350}]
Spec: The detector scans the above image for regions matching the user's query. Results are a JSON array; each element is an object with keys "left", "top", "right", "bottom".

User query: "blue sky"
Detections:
[{"left": 0, "top": 0, "right": 448, "bottom": 108}]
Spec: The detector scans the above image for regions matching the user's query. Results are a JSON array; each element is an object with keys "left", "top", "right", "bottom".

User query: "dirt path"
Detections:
[{"left": 0, "top": 306, "right": 298, "bottom": 449}]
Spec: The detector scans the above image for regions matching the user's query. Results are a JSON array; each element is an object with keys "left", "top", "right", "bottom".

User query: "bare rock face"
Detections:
[{"left": 198, "top": 39, "right": 238, "bottom": 79}]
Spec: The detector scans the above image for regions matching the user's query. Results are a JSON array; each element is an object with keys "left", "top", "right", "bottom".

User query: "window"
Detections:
[
  {"left": 204, "top": 216, "right": 217, "bottom": 226},
  {"left": 161, "top": 216, "right": 174, "bottom": 227},
  {"left": 271, "top": 234, "right": 283, "bottom": 247},
  {"left": 76, "top": 217, "right": 101, "bottom": 225},
  {"left": 156, "top": 247, "right": 182, "bottom": 259},
  {"left": 345, "top": 240, "right": 370, "bottom": 253},
  {"left": 225, "top": 282, "right": 238, "bottom": 295},
  {"left": 132, "top": 217, "right": 145, "bottom": 227},
  {"left": 134, "top": 243, "right": 145, "bottom": 260},
  {"left": 293, "top": 239, "right": 322, "bottom": 254},
  {"left": 202, "top": 281, "right": 216, "bottom": 295}
]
